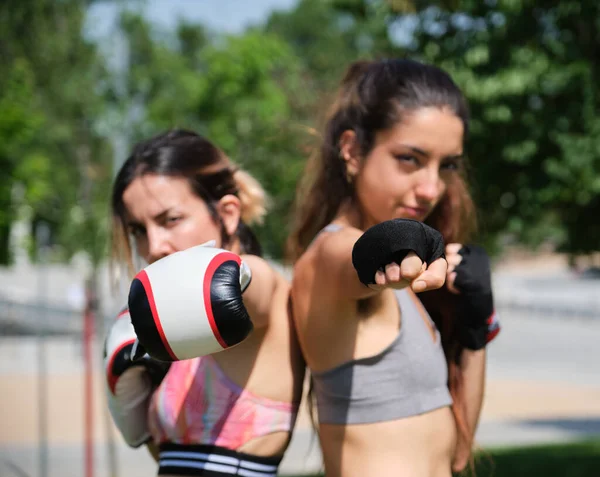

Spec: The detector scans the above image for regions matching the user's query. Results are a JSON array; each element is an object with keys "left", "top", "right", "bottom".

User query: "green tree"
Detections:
[
  {"left": 0, "top": 0, "right": 113, "bottom": 269},
  {"left": 272, "top": 0, "right": 600, "bottom": 257},
  {"left": 191, "top": 32, "right": 310, "bottom": 256},
  {"left": 0, "top": 60, "right": 44, "bottom": 264},
  {"left": 102, "top": 0, "right": 600, "bottom": 259},
  {"left": 405, "top": 0, "right": 600, "bottom": 255},
  {"left": 265, "top": 0, "right": 400, "bottom": 105}
]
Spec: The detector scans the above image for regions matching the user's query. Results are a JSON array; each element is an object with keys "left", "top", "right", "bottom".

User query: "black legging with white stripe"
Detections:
[{"left": 157, "top": 443, "right": 282, "bottom": 477}]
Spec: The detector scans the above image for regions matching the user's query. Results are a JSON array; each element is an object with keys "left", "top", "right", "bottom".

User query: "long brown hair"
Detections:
[
  {"left": 110, "top": 129, "right": 268, "bottom": 281},
  {"left": 287, "top": 58, "right": 477, "bottom": 458}
]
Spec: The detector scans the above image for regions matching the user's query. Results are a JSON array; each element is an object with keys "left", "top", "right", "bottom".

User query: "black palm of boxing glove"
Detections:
[
  {"left": 352, "top": 219, "right": 446, "bottom": 286},
  {"left": 108, "top": 340, "right": 171, "bottom": 388},
  {"left": 453, "top": 245, "right": 500, "bottom": 350}
]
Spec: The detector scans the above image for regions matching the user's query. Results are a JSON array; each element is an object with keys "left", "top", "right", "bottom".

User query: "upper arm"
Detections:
[
  {"left": 316, "top": 229, "right": 380, "bottom": 301},
  {"left": 241, "top": 254, "right": 279, "bottom": 329}
]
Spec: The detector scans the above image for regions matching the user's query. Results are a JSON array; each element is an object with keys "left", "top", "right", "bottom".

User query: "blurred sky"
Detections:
[{"left": 86, "top": 0, "right": 299, "bottom": 39}]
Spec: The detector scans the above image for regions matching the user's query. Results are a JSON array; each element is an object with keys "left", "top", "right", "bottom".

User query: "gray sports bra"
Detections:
[{"left": 311, "top": 224, "right": 452, "bottom": 425}]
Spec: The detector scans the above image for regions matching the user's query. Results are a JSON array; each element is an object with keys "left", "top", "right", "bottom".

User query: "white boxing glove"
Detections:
[
  {"left": 103, "top": 308, "right": 170, "bottom": 447},
  {"left": 128, "top": 244, "right": 254, "bottom": 362}
]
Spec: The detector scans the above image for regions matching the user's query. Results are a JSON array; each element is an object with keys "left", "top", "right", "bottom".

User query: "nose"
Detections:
[
  {"left": 146, "top": 226, "right": 173, "bottom": 264},
  {"left": 414, "top": 167, "right": 442, "bottom": 204}
]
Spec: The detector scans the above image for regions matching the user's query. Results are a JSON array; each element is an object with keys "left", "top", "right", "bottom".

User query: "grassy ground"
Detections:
[
  {"left": 470, "top": 439, "right": 600, "bottom": 477},
  {"left": 284, "top": 439, "right": 600, "bottom": 477}
]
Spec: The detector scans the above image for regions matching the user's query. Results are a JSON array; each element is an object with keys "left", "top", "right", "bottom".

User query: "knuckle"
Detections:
[
  {"left": 401, "top": 266, "right": 418, "bottom": 278},
  {"left": 430, "top": 273, "right": 445, "bottom": 288},
  {"left": 385, "top": 262, "right": 399, "bottom": 273}
]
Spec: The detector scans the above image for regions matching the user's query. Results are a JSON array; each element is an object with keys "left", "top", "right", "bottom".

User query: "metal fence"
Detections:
[{"left": 0, "top": 300, "right": 82, "bottom": 336}]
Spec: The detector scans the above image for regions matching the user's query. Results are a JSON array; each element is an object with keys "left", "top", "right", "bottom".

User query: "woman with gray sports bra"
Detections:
[{"left": 287, "top": 58, "right": 494, "bottom": 477}]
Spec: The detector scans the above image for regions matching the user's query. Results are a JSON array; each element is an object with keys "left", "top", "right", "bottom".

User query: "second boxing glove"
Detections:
[
  {"left": 103, "top": 308, "right": 170, "bottom": 447},
  {"left": 453, "top": 244, "right": 501, "bottom": 350},
  {"left": 128, "top": 244, "right": 253, "bottom": 362}
]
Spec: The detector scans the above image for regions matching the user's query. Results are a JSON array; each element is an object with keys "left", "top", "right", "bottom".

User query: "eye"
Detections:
[
  {"left": 128, "top": 224, "right": 146, "bottom": 238},
  {"left": 165, "top": 216, "right": 182, "bottom": 227},
  {"left": 394, "top": 154, "right": 419, "bottom": 165},
  {"left": 440, "top": 159, "right": 460, "bottom": 171}
]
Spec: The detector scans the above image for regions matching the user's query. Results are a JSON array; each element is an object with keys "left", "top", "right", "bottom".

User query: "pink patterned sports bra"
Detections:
[{"left": 148, "top": 355, "right": 299, "bottom": 476}]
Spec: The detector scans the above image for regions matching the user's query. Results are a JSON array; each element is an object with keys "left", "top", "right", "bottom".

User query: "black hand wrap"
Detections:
[
  {"left": 352, "top": 219, "right": 446, "bottom": 286},
  {"left": 454, "top": 244, "right": 497, "bottom": 350}
]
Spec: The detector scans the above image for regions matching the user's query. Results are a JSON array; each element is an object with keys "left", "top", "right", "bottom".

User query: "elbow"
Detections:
[{"left": 452, "top": 458, "right": 469, "bottom": 473}]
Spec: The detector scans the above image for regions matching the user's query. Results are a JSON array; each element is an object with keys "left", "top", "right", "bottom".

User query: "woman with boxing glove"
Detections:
[
  {"left": 287, "top": 58, "right": 499, "bottom": 476},
  {"left": 104, "top": 129, "right": 305, "bottom": 477}
]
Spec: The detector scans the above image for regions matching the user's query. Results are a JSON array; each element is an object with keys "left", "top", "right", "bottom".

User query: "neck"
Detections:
[
  {"left": 333, "top": 198, "right": 373, "bottom": 232},
  {"left": 228, "top": 236, "right": 242, "bottom": 255}
]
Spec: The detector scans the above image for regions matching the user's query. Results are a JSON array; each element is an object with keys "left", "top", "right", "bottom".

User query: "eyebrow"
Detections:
[
  {"left": 126, "top": 208, "right": 174, "bottom": 227},
  {"left": 400, "top": 144, "right": 464, "bottom": 160},
  {"left": 152, "top": 208, "right": 173, "bottom": 221}
]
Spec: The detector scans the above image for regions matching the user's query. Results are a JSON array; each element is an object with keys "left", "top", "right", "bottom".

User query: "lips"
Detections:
[{"left": 401, "top": 206, "right": 429, "bottom": 218}]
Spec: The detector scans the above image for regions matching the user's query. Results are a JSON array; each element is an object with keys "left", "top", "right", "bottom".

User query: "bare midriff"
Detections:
[{"left": 319, "top": 406, "right": 457, "bottom": 477}]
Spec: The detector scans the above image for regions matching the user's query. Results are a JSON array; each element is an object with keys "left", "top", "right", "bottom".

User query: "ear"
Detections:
[
  {"left": 216, "top": 194, "right": 242, "bottom": 237},
  {"left": 339, "top": 130, "right": 361, "bottom": 179}
]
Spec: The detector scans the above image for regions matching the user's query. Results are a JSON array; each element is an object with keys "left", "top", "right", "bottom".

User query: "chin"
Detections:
[{"left": 393, "top": 212, "right": 423, "bottom": 222}]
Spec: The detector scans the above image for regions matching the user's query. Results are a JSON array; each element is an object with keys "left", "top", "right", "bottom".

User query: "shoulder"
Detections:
[
  {"left": 240, "top": 253, "right": 290, "bottom": 302},
  {"left": 240, "top": 254, "right": 290, "bottom": 329},
  {"left": 292, "top": 225, "right": 362, "bottom": 289},
  {"left": 241, "top": 254, "right": 287, "bottom": 284},
  {"left": 314, "top": 226, "right": 363, "bottom": 269}
]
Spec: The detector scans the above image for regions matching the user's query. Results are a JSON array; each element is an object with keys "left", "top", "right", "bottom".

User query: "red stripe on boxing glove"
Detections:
[
  {"left": 103, "top": 308, "right": 170, "bottom": 447},
  {"left": 486, "top": 310, "right": 501, "bottom": 344},
  {"left": 128, "top": 244, "right": 254, "bottom": 362}
]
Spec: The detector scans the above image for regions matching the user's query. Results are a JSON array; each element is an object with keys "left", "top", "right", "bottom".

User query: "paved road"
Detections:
[
  {"left": 493, "top": 268, "right": 600, "bottom": 319},
  {"left": 474, "top": 310, "right": 600, "bottom": 448},
  {"left": 488, "top": 306, "right": 600, "bottom": 386}
]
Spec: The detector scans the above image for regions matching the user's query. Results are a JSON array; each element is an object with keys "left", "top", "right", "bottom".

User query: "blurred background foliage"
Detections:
[{"left": 1, "top": 0, "right": 598, "bottom": 265}]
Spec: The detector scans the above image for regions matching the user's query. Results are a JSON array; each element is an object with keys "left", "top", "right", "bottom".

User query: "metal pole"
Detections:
[
  {"left": 101, "top": 22, "right": 132, "bottom": 477},
  {"left": 36, "top": 221, "right": 50, "bottom": 477},
  {"left": 83, "top": 279, "right": 95, "bottom": 477},
  {"left": 96, "top": 286, "right": 118, "bottom": 477}
]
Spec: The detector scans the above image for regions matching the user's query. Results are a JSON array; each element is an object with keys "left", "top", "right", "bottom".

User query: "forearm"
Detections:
[
  {"left": 453, "top": 347, "right": 486, "bottom": 472},
  {"left": 461, "top": 347, "right": 486, "bottom": 435}
]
